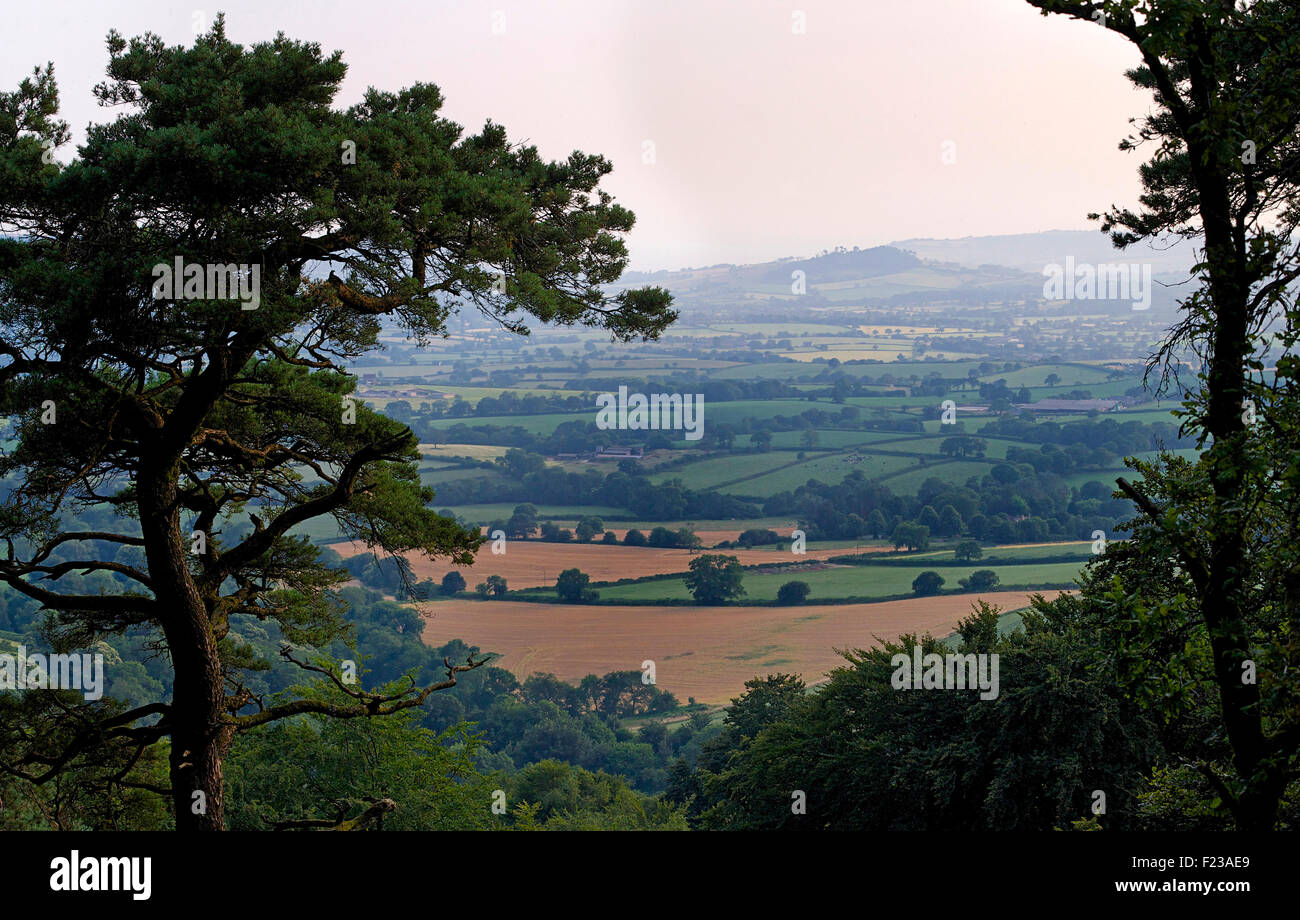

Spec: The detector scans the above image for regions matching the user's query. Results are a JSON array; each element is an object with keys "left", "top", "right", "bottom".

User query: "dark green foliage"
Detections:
[
  {"left": 911, "top": 571, "right": 944, "bottom": 596},
  {"left": 891, "top": 521, "right": 930, "bottom": 552},
  {"left": 682, "top": 604, "right": 1164, "bottom": 830},
  {"left": 683, "top": 554, "right": 745, "bottom": 605},
  {"left": 958, "top": 569, "right": 999, "bottom": 592},
  {"left": 440, "top": 571, "right": 467, "bottom": 595},
  {"left": 954, "top": 539, "right": 983, "bottom": 562},
  {"left": 776, "top": 580, "right": 810, "bottom": 605},
  {"left": 0, "top": 18, "right": 671, "bottom": 827},
  {"left": 555, "top": 568, "right": 598, "bottom": 603}
]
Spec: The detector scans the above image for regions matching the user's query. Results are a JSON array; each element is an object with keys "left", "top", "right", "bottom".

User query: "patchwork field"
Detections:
[
  {"left": 590, "top": 560, "right": 1084, "bottom": 602},
  {"left": 418, "top": 591, "right": 1065, "bottom": 704},
  {"left": 333, "top": 538, "right": 871, "bottom": 590}
]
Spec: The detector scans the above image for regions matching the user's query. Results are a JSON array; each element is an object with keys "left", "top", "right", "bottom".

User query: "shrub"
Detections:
[
  {"left": 776, "top": 580, "right": 811, "bottom": 605},
  {"left": 912, "top": 571, "right": 945, "bottom": 596}
]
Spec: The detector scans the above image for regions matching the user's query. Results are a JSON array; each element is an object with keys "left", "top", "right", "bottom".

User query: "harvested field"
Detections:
[
  {"left": 418, "top": 590, "right": 1065, "bottom": 704},
  {"left": 334, "top": 539, "right": 873, "bottom": 589}
]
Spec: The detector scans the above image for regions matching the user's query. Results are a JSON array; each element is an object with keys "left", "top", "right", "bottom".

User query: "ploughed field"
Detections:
[{"left": 417, "top": 591, "right": 1064, "bottom": 705}]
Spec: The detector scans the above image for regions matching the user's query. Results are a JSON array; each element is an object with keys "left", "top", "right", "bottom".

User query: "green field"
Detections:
[
  {"left": 983, "top": 363, "right": 1116, "bottom": 387},
  {"left": 718, "top": 452, "right": 919, "bottom": 495},
  {"left": 733, "top": 429, "right": 913, "bottom": 450},
  {"left": 708, "top": 359, "right": 991, "bottom": 381},
  {"left": 424, "top": 385, "right": 588, "bottom": 404},
  {"left": 650, "top": 452, "right": 802, "bottom": 489},
  {"left": 423, "top": 411, "right": 589, "bottom": 434},
  {"left": 582, "top": 559, "right": 1086, "bottom": 603},
  {"left": 870, "top": 435, "right": 1026, "bottom": 459},
  {"left": 419, "top": 467, "right": 505, "bottom": 489},
  {"left": 882, "top": 460, "right": 997, "bottom": 493},
  {"left": 908, "top": 542, "right": 1095, "bottom": 562},
  {"left": 420, "top": 503, "right": 628, "bottom": 522}
]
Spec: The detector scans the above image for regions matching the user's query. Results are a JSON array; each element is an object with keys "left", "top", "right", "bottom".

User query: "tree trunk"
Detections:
[
  {"left": 1199, "top": 192, "right": 1272, "bottom": 828},
  {"left": 138, "top": 459, "right": 229, "bottom": 831}
]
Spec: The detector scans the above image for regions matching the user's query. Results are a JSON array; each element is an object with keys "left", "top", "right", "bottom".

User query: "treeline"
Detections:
[
  {"left": 665, "top": 539, "right": 1299, "bottom": 830},
  {"left": 429, "top": 459, "right": 762, "bottom": 521},
  {"left": 981, "top": 415, "right": 1194, "bottom": 455},
  {"left": 763, "top": 467, "right": 1131, "bottom": 544},
  {"left": 425, "top": 418, "right": 1185, "bottom": 537},
  {"left": 664, "top": 602, "right": 1165, "bottom": 829},
  {"left": 414, "top": 406, "right": 923, "bottom": 454}
]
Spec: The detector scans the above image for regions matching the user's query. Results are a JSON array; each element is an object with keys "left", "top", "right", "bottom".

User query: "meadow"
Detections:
[{"left": 555, "top": 559, "right": 1084, "bottom": 603}]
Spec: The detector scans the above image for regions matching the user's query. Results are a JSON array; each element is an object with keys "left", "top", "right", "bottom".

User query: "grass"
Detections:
[
  {"left": 427, "top": 385, "right": 587, "bottom": 403},
  {"left": 423, "top": 411, "right": 589, "bottom": 435},
  {"left": 424, "top": 503, "right": 628, "bottom": 522},
  {"left": 983, "top": 363, "right": 1117, "bottom": 387},
  {"left": 649, "top": 452, "right": 802, "bottom": 489},
  {"left": 733, "top": 430, "right": 914, "bottom": 450},
  {"left": 709, "top": 360, "right": 989, "bottom": 381},
  {"left": 864, "top": 435, "right": 1027, "bottom": 459},
  {"left": 718, "top": 452, "right": 918, "bottom": 495},
  {"left": 585, "top": 559, "right": 1084, "bottom": 604},
  {"left": 419, "top": 467, "right": 500, "bottom": 484},
  {"left": 418, "top": 443, "right": 513, "bottom": 462},
  {"left": 909, "top": 541, "right": 1095, "bottom": 562},
  {"left": 883, "top": 460, "right": 997, "bottom": 493}
]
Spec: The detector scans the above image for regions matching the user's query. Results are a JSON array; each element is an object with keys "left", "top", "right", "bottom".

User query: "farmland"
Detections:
[
  {"left": 582, "top": 559, "right": 1084, "bottom": 603},
  {"left": 418, "top": 591, "right": 1065, "bottom": 705},
  {"left": 319, "top": 245, "right": 1201, "bottom": 711},
  {"left": 333, "top": 536, "right": 865, "bottom": 590}
]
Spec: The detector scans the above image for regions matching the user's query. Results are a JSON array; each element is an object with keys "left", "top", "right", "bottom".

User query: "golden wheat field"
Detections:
[
  {"left": 334, "top": 538, "right": 882, "bottom": 590},
  {"left": 417, "top": 591, "right": 1063, "bottom": 705}
]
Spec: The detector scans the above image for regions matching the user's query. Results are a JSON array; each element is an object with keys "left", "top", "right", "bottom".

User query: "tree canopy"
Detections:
[{"left": 0, "top": 18, "right": 672, "bottom": 830}]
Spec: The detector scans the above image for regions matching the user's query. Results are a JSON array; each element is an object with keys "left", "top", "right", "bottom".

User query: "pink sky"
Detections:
[{"left": 3, "top": 0, "right": 1152, "bottom": 271}]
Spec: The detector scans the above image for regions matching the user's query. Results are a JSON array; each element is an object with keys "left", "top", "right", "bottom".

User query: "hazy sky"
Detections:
[{"left": 3, "top": 0, "right": 1154, "bottom": 271}]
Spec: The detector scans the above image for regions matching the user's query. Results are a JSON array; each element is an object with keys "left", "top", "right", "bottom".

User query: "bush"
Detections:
[
  {"left": 623, "top": 529, "right": 648, "bottom": 547},
  {"left": 958, "top": 569, "right": 1000, "bottom": 592},
  {"left": 776, "top": 581, "right": 811, "bottom": 605},
  {"left": 647, "top": 526, "right": 677, "bottom": 548},
  {"left": 439, "top": 571, "right": 467, "bottom": 595},
  {"left": 911, "top": 571, "right": 945, "bottom": 596}
]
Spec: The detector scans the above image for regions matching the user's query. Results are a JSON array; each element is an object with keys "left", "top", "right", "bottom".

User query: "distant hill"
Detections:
[
  {"left": 752, "top": 246, "right": 922, "bottom": 284},
  {"left": 888, "top": 230, "right": 1197, "bottom": 278},
  {"left": 617, "top": 244, "right": 1029, "bottom": 294},
  {"left": 611, "top": 229, "right": 1189, "bottom": 314}
]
